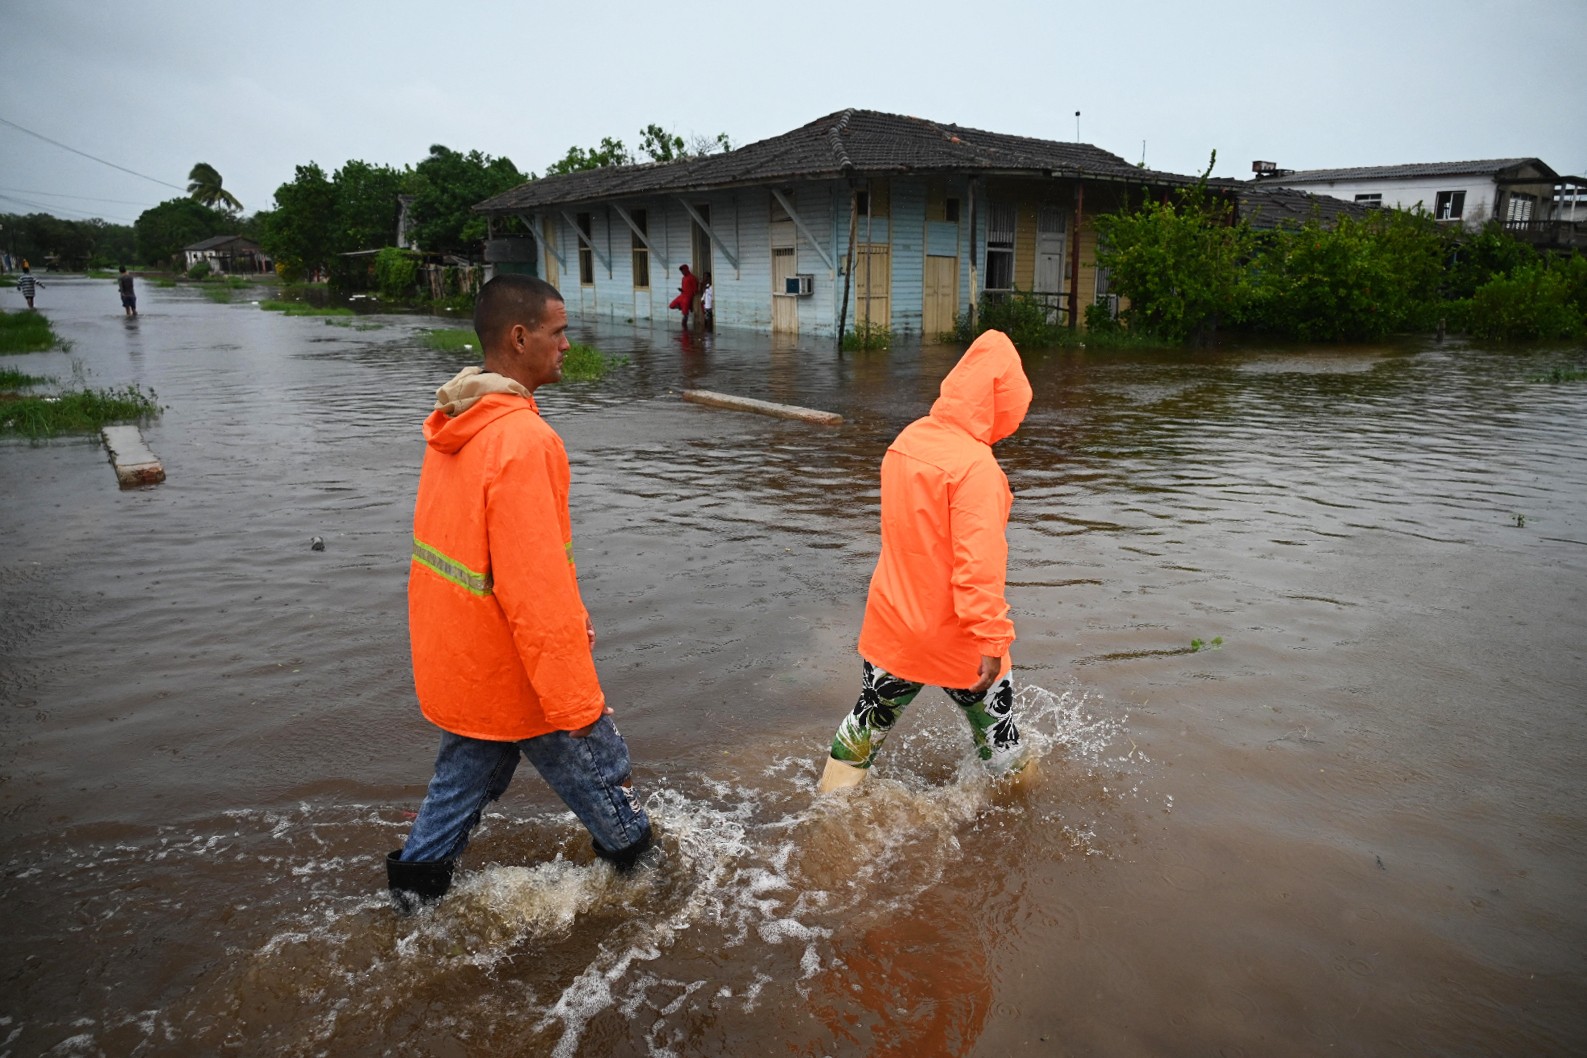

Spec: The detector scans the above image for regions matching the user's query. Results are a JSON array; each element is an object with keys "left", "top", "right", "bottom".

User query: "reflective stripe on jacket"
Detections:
[
  {"left": 408, "top": 391, "right": 603, "bottom": 740},
  {"left": 857, "top": 330, "right": 1033, "bottom": 688}
]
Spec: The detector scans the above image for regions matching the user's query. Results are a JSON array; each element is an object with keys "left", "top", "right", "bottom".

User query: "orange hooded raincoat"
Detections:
[
  {"left": 856, "top": 330, "right": 1033, "bottom": 689},
  {"left": 408, "top": 369, "right": 604, "bottom": 741}
]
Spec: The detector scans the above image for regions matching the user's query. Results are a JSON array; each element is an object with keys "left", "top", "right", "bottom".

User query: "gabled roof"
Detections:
[
  {"left": 183, "top": 234, "right": 261, "bottom": 252},
  {"left": 1270, "top": 158, "right": 1555, "bottom": 184},
  {"left": 477, "top": 108, "right": 1193, "bottom": 213}
]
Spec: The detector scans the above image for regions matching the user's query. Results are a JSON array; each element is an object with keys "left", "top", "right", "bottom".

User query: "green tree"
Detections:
[
  {"left": 187, "top": 162, "right": 243, "bottom": 213},
  {"left": 639, "top": 124, "right": 685, "bottom": 162},
  {"left": 133, "top": 197, "right": 234, "bottom": 268},
  {"left": 1095, "top": 173, "right": 1251, "bottom": 344},
  {"left": 260, "top": 163, "right": 336, "bottom": 280},
  {"left": 543, "top": 136, "right": 633, "bottom": 176},
  {"left": 404, "top": 145, "right": 525, "bottom": 258}
]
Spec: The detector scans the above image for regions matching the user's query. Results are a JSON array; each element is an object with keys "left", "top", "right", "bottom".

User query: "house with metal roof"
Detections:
[
  {"left": 474, "top": 109, "right": 1200, "bottom": 340},
  {"left": 181, "top": 234, "right": 268, "bottom": 274},
  {"left": 1253, "top": 158, "right": 1586, "bottom": 249}
]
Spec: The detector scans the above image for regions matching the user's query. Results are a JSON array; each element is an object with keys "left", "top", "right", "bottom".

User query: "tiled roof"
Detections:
[
  {"left": 477, "top": 108, "right": 1193, "bottom": 212},
  {"left": 183, "top": 234, "right": 260, "bottom": 251},
  {"left": 1269, "top": 159, "right": 1549, "bottom": 184},
  {"left": 1224, "top": 183, "right": 1373, "bottom": 230}
]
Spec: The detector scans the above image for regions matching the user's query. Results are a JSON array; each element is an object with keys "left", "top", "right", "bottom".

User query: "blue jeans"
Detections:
[{"left": 400, "top": 715, "right": 652, "bottom": 867}]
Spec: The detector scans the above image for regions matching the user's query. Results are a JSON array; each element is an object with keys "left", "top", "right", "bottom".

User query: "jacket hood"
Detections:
[
  {"left": 423, "top": 366, "right": 536, "bottom": 454},
  {"left": 929, "top": 330, "right": 1032, "bottom": 444}
]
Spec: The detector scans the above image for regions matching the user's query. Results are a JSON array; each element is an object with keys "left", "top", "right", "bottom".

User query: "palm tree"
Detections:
[{"left": 187, "top": 162, "right": 243, "bottom": 213}]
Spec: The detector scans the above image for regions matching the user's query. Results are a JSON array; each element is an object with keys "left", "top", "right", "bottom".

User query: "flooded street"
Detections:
[{"left": 2, "top": 275, "right": 1585, "bottom": 1057}]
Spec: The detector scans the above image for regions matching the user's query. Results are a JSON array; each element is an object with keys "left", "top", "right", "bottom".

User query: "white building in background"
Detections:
[{"left": 1251, "top": 158, "right": 1586, "bottom": 250}]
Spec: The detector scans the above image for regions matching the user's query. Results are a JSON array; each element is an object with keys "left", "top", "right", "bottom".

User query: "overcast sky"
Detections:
[{"left": 3, "top": 0, "right": 1583, "bottom": 226}]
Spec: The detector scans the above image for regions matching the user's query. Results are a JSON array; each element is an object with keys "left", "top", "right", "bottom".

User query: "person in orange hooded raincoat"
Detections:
[
  {"left": 386, "top": 275, "right": 652, "bottom": 911},
  {"left": 818, "top": 329, "right": 1034, "bottom": 792}
]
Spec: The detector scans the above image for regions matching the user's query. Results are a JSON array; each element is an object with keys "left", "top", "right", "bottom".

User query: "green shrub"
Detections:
[
  {"left": 954, "top": 291, "right": 1075, "bottom": 348},
  {"left": 374, "top": 247, "right": 421, "bottom": 299},
  {"left": 842, "top": 322, "right": 893, "bottom": 351},
  {"left": 0, "top": 366, "right": 51, "bottom": 389},
  {"left": 187, "top": 260, "right": 212, "bottom": 280},
  {"left": 1468, "top": 263, "right": 1585, "bottom": 340}
]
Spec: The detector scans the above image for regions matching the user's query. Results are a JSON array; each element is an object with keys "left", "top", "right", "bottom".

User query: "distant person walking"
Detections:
[
  {"left": 701, "top": 272, "right": 714, "bottom": 331},
  {"left": 387, "top": 274, "right": 655, "bottom": 912},
  {"left": 117, "top": 266, "right": 137, "bottom": 317},
  {"left": 16, "top": 264, "right": 42, "bottom": 308},
  {"left": 668, "top": 264, "right": 698, "bottom": 329},
  {"left": 817, "top": 330, "right": 1035, "bottom": 793}
]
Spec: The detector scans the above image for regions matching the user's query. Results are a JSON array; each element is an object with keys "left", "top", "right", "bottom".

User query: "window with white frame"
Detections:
[
  {"left": 1434, "top": 191, "right": 1465, "bottom": 221},
  {"left": 1354, "top": 193, "right": 1382, "bottom": 208}
]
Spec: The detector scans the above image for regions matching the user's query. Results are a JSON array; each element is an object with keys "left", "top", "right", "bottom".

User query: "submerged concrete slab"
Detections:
[
  {"left": 680, "top": 389, "right": 843, "bottom": 426},
  {"left": 101, "top": 425, "right": 165, "bottom": 488}
]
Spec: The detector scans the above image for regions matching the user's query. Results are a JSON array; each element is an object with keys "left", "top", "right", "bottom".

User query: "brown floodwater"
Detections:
[{"left": 2, "top": 276, "right": 1584, "bottom": 1057}]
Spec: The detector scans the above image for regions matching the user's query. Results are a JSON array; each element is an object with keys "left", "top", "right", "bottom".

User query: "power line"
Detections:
[
  {"left": 0, "top": 191, "right": 136, "bottom": 224},
  {"left": 0, "top": 114, "right": 186, "bottom": 192},
  {"left": 0, "top": 186, "right": 153, "bottom": 207}
]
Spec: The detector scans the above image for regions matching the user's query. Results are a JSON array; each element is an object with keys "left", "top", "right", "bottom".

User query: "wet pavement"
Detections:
[{"left": 2, "top": 275, "right": 1585, "bottom": 1056}]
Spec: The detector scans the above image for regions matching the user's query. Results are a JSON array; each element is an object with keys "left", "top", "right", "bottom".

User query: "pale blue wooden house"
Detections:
[{"left": 474, "top": 109, "right": 1197, "bottom": 340}]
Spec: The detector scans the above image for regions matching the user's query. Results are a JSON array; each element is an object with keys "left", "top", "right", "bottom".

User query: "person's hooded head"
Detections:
[
  {"left": 929, "top": 329, "right": 1032, "bottom": 444},
  {"left": 679, "top": 264, "right": 691, "bottom": 275}
]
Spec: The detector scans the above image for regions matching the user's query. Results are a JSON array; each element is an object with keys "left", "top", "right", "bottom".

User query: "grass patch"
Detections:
[
  {"left": 562, "top": 343, "right": 628, "bottom": 382},
  {"left": 260, "top": 300, "right": 354, "bottom": 317},
  {"left": 842, "top": 322, "right": 894, "bottom": 351},
  {"left": 155, "top": 277, "right": 177, "bottom": 288},
  {"left": 1, "top": 366, "right": 52, "bottom": 389},
  {"left": 0, "top": 384, "right": 160, "bottom": 438},
  {"left": 86, "top": 269, "right": 118, "bottom": 279},
  {"left": 422, "top": 327, "right": 479, "bottom": 353},
  {"left": 0, "top": 310, "right": 63, "bottom": 354},
  {"left": 203, "top": 286, "right": 234, "bottom": 303}
]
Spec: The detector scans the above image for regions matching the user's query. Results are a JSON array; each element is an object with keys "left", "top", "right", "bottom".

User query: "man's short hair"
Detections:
[{"left": 473, "top": 274, "right": 563, "bottom": 353}]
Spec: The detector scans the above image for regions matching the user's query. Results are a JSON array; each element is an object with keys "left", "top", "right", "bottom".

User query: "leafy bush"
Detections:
[
  {"left": 842, "top": 322, "right": 893, "bottom": 351},
  {"left": 1094, "top": 182, "right": 1251, "bottom": 343},
  {"left": 954, "top": 291, "right": 1074, "bottom": 348},
  {"left": 187, "top": 260, "right": 212, "bottom": 280},
  {"left": 374, "top": 248, "right": 420, "bottom": 299},
  {"left": 1443, "top": 222, "right": 1538, "bottom": 300},
  {"left": 561, "top": 343, "right": 627, "bottom": 381},
  {"left": 1241, "top": 209, "right": 1445, "bottom": 341},
  {"left": 1468, "top": 263, "right": 1585, "bottom": 340}
]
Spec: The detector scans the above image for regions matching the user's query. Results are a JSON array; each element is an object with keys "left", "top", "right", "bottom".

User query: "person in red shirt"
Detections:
[
  {"left": 388, "top": 274, "right": 653, "bottom": 911},
  {"left": 668, "top": 264, "right": 698, "bottom": 328},
  {"left": 818, "top": 330, "right": 1035, "bottom": 792}
]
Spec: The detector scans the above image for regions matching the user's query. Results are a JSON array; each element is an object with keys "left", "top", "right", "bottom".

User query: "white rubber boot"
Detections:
[{"left": 817, "top": 756, "right": 868, "bottom": 794}]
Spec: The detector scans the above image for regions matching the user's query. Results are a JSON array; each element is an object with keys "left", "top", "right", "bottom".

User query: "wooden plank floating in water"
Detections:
[
  {"left": 680, "top": 389, "right": 843, "bottom": 426},
  {"left": 101, "top": 425, "right": 166, "bottom": 488}
]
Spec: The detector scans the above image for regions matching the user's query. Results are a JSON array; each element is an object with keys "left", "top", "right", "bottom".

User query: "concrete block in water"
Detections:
[
  {"left": 101, "top": 425, "right": 165, "bottom": 488},
  {"left": 680, "top": 389, "right": 843, "bottom": 426}
]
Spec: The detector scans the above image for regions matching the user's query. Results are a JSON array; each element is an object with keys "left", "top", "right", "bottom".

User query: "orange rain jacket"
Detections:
[
  {"left": 857, "top": 330, "right": 1033, "bottom": 689},
  {"left": 408, "top": 373, "right": 604, "bottom": 741}
]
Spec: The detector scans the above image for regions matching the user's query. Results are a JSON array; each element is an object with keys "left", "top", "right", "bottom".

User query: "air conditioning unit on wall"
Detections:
[{"left": 784, "top": 274, "right": 813, "bottom": 296}]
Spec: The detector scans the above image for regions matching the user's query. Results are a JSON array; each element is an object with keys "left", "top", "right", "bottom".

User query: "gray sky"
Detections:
[{"left": 3, "top": 0, "right": 1583, "bottom": 225}]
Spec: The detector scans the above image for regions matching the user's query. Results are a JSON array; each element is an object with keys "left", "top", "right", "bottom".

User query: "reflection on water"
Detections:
[{"left": 2, "top": 277, "right": 1585, "bottom": 1056}]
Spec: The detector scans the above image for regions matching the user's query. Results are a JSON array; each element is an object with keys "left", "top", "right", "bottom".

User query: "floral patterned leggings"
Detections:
[{"left": 829, "top": 659, "right": 1026, "bottom": 775}]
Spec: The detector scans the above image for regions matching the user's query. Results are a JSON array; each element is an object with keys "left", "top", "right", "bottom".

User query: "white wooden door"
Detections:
[{"left": 772, "top": 248, "right": 798, "bottom": 334}]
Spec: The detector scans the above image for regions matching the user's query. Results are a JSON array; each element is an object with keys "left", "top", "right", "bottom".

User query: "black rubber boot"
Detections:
[
  {"left": 386, "top": 849, "right": 454, "bottom": 914},
  {"left": 594, "top": 823, "right": 657, "bottom": 873}
]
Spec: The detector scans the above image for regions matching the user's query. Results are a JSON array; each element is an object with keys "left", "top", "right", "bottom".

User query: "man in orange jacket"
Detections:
[
  {"left": 387, "top": 274, "right": 652, "bottom": 910},
  {"left": 817, "top": 330, "right": 1035, "bottom": 793}
]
